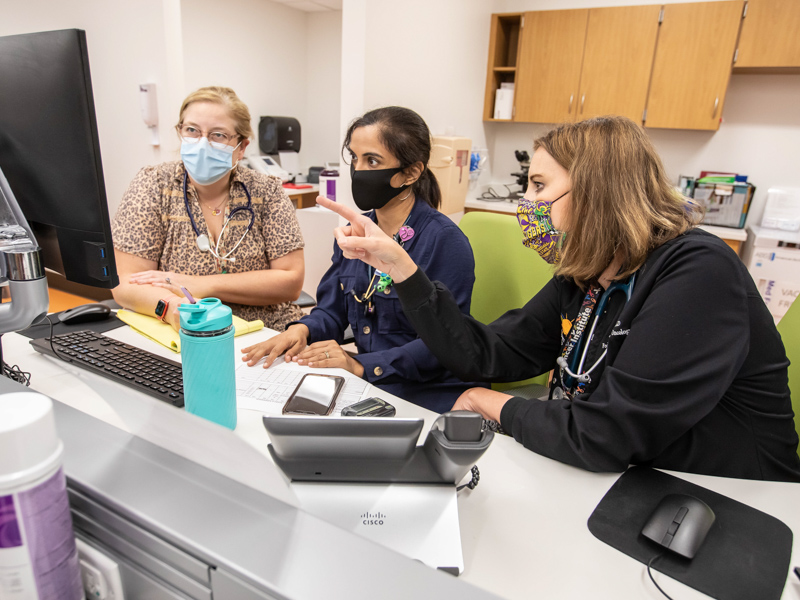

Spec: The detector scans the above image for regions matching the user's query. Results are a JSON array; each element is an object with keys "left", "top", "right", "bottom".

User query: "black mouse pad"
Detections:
[
  {"left": 587, "top": 466, "right": 793, "bottom": 600},
  {"left": 16, "top": 312, "right": 125, "bottom": 339}
]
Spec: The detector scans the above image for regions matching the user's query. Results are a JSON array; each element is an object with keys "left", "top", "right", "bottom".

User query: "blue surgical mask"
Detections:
[{"left": 181, "top": 138, "right": 240, "bottom": 186}]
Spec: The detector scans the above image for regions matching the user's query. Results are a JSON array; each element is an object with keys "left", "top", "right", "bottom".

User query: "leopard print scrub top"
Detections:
[{"left": 112, "top": 161, "right": 304, "bottom": 330}]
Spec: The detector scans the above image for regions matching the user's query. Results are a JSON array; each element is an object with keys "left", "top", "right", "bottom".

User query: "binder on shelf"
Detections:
[{"left": 493, "top": 85, "right": 514, "bottom": 120}]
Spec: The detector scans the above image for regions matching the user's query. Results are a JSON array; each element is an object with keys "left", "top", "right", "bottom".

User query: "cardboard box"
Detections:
[
  {"left": 742, "top": 225, "right": 800, "bottom": 321},
  {"left": 429, "top": 136, "right": 471, "bottom": 215},
  {"left": 755, "top": 278, "right": 800, "bottom": 322}
]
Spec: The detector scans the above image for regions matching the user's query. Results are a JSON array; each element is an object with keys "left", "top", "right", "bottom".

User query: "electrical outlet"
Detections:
[{"left": 76, "top": 539, "right": 124, "bottom": 600}]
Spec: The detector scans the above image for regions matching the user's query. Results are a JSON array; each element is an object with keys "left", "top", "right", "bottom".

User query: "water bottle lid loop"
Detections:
[{"left": 178, "top": 297, "right": 233, "bottom": 332}]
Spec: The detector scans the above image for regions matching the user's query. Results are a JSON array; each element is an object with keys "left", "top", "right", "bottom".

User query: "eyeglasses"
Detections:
[{"left": 178, "top": 124, "right": 239, "bottom": 149}]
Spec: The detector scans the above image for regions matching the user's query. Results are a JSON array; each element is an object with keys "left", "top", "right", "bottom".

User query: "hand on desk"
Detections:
[
  {"left": 241, "top": 324, "right": 365, "bottom": 377},
  {"left": 241, "top": 324, "right": 310, "bottom": 368},
  {"left": 292, "top": 340, "right": 364, "bottom": 378},
  {"left": 452, "top": 387, "right": 514, "bottom": 423}
]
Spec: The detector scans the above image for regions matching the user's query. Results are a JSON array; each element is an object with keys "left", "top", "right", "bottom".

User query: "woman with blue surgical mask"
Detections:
[{"left": 111, "top": 86, "right": 305, "bottom": 331}]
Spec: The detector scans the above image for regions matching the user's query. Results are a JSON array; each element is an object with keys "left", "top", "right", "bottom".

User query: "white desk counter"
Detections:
[{"left": 4, "top": 327, "right": 800, "bottom": 600}]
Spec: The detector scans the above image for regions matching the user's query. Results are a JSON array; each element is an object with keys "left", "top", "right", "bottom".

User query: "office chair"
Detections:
[
  {"left": 776, "top": 299, "right": 800, "bottom": 457},
  {"left": 459, "top": 211, "right": 554, "bottom": 396}
]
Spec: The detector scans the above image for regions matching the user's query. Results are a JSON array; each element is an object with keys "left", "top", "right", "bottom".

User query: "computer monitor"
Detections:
[{"left": 0, "top": 28, "right": 118, "bottom": 289}]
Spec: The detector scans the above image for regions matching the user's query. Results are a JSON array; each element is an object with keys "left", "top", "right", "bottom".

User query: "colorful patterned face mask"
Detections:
[{"left": 516, "top": 190, "right": 569, "bottom": 264}]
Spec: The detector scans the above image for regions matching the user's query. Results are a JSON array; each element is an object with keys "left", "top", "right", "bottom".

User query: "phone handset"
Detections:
[{"left": 422, "top": 411, "right": 493, "bottom": 486}]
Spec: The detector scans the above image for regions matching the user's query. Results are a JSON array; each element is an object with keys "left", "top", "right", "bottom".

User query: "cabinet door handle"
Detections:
[
  {"left": 712, "top": 97, "right": 719, "bottom": 118},
  {"left": 580, "top": 94, "right": 586, "bottom": 114},
  {"left": 569, "top": 95, "right": 574, "bottom": 113}
]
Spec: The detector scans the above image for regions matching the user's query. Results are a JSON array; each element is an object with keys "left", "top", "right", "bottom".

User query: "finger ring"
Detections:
[
  {"left": 324, "top": 351, "right": 330, "bottom": 359},
  {"left": 165, "top": 277, "right": 171, "bottom": 284}
]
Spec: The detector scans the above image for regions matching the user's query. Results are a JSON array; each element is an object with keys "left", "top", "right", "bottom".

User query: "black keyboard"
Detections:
[{"left": 30, "top": 330, "right": 184, "bottom": 407}]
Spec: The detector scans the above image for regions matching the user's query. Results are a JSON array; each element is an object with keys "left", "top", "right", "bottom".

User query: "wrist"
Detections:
[
  {"left": 288, "top": 323, "right": 309, "bottom": 340},
  {"left": 390, "top": 253, "right": 418, "bottom": 284},
  {"left": 351, "top": 357, "right": 364, "bottom": 378}
]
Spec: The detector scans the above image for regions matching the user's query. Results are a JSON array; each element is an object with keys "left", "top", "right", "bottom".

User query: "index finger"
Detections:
[{"left": 317, "top": 197, "right": 362, "bottom": 223}]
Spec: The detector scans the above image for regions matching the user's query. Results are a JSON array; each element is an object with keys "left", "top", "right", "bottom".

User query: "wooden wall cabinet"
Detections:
[
  {"left": 514, "top": 9, "right": 588, "bottom": 123},
  {"left": 510, "top": 6, "right": 662, "bottom": 125},
  {"left": 577, "top": 5, "right": 662, "bottom": 122},
  {"left": 484, "top": 1, "right": 791, "bottom": 131},
  {"left": 645, "top": 1, "right": 744, "bottom": 131},
  {"left": 734, "top": 0, "right": 800, "bottom": 72}
]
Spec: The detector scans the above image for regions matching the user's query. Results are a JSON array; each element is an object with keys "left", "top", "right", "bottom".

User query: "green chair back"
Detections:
[
  {"left": 776, "top": 299, "right": 800, "bottom": 457},
  {"left": 459, "top": 211, "right": 554, "bottom": 389}
]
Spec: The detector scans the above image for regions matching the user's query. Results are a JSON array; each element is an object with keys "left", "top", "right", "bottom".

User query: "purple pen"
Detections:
[{"left": 180, "top": 286, "right": 197, "bottom": 304}]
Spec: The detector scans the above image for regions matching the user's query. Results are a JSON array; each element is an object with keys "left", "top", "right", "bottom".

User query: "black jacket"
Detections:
[{"left": 396, "top": 229, "right": 800, "bottom": 482}]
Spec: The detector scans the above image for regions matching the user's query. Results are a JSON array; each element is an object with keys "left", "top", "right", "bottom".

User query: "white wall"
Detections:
[
  {"left": 337, "top": 0, "right": 494, "bottom": 212},
  {"left": 0, "top": 0, "right": 184, "bottom": 216},
  {"left": 305, "top": 10, "right": 343, "bottom": 168},
  {"left": 181, "top": 0, "right": 309, "bottom": 165}
]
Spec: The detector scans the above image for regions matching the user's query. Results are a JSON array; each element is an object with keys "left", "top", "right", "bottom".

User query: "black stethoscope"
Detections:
[
  {"left": 557, "top": 274, "right": 636, "bottom": 388},
  {"left": 182, "top": 172, "right": 255, "bottom": 266}
]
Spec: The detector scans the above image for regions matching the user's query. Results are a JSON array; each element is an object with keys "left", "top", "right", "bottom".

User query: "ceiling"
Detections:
[{"left": 270, "top": 0, "right": 342, "bottom": 11}]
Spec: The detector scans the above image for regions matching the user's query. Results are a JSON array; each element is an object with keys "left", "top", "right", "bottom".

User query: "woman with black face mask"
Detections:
[{"left": 241, "top": 106, "right": 484, "bottom": 413}]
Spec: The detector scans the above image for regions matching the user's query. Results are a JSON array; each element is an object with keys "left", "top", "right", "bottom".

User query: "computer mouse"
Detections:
[
  {"left": 58, "top": 303, "right": 112, "bottom": 325},
  {"left": 641, "top": 493, "right": 715, "bottom": 559}
]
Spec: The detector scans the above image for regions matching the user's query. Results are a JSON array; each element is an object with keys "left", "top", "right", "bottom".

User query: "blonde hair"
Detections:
[
  {"left": 176, "top": 86, "right": 253, "bottom": 140},
  {"left": 534, "top": 116, "right": 702, "bottom": 288}
]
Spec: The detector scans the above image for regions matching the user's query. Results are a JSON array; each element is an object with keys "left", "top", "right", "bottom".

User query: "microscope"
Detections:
[{"left": 510, "top": 150, "right": 530, "bottom": 199}]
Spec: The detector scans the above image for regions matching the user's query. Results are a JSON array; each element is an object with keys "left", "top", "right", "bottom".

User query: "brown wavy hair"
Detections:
[{"left": 535, "top": 116, "right": 703, "bottom": 288}]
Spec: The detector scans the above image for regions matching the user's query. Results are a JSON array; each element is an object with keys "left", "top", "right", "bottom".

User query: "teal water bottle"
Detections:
[{"left": 178, "top": 298, "right": 237, "bottom": 429}]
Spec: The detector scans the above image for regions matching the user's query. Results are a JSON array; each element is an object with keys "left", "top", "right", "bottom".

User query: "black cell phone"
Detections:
[
  {"left": 282, "top": 374, "right": 345, "bottom": 416},
  {"left": 340, "top": 397, "right": 396, "bottom": 417}
]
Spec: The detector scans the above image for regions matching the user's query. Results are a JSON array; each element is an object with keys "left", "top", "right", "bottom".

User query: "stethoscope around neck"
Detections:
[
  {"left": 183, "top": 172, "right": 255, "bottom": 265},
  {"left": 556, "top": 274, "right": 636, "bottom": 387}
]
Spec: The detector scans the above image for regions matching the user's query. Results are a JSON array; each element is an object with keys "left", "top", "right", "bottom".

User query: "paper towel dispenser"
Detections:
[{"left": 258, "top": 116, "right": 301, "bottom": 155}]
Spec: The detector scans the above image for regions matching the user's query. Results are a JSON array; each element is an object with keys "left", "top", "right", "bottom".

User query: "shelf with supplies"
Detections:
[{"left": 482, "top": 13, "right": 523, "bottom": 122}]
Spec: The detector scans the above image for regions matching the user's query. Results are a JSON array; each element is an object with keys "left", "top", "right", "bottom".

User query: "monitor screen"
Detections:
[{"left": 0, "top": 29, "right": 118, "bottom": 288}]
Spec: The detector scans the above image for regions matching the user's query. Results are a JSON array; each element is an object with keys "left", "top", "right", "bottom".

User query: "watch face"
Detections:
[{"left": 155, "top": 299, "right": 167, "bottom": 318}]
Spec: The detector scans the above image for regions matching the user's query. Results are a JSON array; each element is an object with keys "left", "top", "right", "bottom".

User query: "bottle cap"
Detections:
[
  {"left": 0, "top": 392, "right": 63, "bottom": 488},
  {"left": 178, "top": 297, "right": 233, "bottom": 332}
]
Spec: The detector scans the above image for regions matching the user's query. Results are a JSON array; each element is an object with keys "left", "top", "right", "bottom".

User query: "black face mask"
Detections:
[{"left": 350, "top": 164, "right": 410, "bottom": 211}]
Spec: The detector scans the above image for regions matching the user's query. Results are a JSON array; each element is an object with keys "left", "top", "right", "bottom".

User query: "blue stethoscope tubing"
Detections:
[
  {"left": 558, "top": 273, "right": 636, "bottom": 387},
  {"left": 182, "top": 172, "right": 255, "bottom": 262}
]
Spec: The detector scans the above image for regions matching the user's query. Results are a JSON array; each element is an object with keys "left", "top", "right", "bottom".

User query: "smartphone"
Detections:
[
  {"left": 282, "top": 373, "right": 345, "bottom": 416},
  {"left": 340, "top": 397, "right": 396, "bottom": 417}
]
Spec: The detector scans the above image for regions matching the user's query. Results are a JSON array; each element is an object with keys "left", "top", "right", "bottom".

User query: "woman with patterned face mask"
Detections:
[
  {"left": 316, "top": 116, "right": 800, "bottom": 483},
  {"left": 241, "top": 106, "right": 485, "bottom": 413},
  {"left": 111, "top": 86, "right": 305, "bottom": 332}
]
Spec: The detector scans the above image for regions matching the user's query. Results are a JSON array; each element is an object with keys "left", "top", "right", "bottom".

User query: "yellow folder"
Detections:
[{"left": 116, "top": 308, "right": 264, "bottom": 353}]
